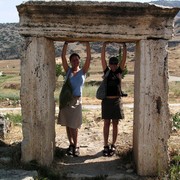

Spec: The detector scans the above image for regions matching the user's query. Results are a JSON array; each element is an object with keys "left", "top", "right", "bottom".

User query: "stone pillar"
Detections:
[
  {"left": 20, "top": 37, "right": 56, "bottom": 166},
  {"left": 133, "top": 40, "right": 170, "bottom": 176}
]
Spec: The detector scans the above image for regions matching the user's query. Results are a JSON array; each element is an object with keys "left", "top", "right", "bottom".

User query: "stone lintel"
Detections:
[{"left": 16, "top": 1, "right": 179, "bottom": 40}]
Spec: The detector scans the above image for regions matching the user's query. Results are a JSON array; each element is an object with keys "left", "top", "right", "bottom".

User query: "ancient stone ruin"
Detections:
[{"left": 17, "top": 1, "right": 179, "bottom": 176}]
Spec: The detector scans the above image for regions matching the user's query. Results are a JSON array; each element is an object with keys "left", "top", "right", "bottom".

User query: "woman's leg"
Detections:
[
  {"left": 103, "top": 119, "right": 111, "bottom": 146},
  {"left": 66, "top": 126, "right": 79, "bottom": 146},
  {"left": 108, "top": 119, "right": 119, "bottom": 156},
  {"left": 66, "top": 127, "right": 79, "bottom": 156},
  {"left": 66, "top": 126, "right": 74, "bottom": 145},
  {"left": 69, "top": 127, "right": 79, "bottom": 156},
  {"left": 66, "top": 126, "right": 76, "bottom": 156},
  {"left": 69, "top": 127, "right": 78, "bottom": 148},
  {"left": 112, "top": 119, "right": 119, "bottom": 145},
  {"left": 103, "top": 119, "right": 111, "bottom": 156}
]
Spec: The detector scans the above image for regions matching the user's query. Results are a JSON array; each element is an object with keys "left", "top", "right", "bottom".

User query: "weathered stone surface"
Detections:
[
  {"left": 0, "top": 114, "right": 11, "bottom": 139},
  {"left": 17, "top": 1, "right": 180, "bottom": 41},
  {"left": 133, "top": 40, "right": 170, "bottom": 175},
  {"left": 20, "top": 37, "right": 56, "bottom": 165},
  {"left": 0, "top": 169, "right": 38, "bottom": 180}
]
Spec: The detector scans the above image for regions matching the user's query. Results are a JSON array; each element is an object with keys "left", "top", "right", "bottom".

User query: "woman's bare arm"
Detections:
[
  {"left": 82, "top": 42, "right": 91, "bottom": 74},
  {"left": 120, "top": 43, "right": 127, "bottom": 71},
  {"left": 61, "top": 42, "right": 69, "bottom": 72},
  {"left": 101, "top": 42, "right": 108, "bottom": 71}
]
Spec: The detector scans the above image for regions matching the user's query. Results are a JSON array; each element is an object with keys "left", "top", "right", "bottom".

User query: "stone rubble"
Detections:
[
  {"left": 0, "top": 114, "right": 11, "bottom": 139},
  {"left": 0, "top": 169, "right": 38, "bottom": 180}
]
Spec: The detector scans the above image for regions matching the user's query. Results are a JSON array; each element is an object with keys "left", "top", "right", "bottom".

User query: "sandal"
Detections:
[
  {"left": 103, "top": 146, "right": 109, "bottom": 157},
  {"left": 109, "top": 144, "right": 116, "bottom": 156},
  {"left": 67, "top": 144, "right": 75, "bottom": 156},
  {"left": 73, "top": 147, "right": 80, "bottom": 157}
]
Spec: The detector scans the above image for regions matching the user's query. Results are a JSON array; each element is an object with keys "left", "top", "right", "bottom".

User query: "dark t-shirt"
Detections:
[{"left": 104, "top": 66, "right": 122, "bottom": 96}]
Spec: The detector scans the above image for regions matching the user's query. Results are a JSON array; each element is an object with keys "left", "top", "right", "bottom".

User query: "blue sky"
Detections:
[{"left": 0, "top": 0, "right": 151, "bottom": 23}]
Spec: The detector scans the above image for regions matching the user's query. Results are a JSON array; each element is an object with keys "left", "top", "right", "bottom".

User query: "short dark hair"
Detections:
[
  {"left": 69, "top": 53, "right": 80, "bottom": 61},
  {"left": 109, "top": 57, "right": 119, "bottom": 64}
]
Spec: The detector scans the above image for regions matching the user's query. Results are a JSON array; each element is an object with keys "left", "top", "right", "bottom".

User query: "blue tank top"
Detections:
[{"left": 66, "top": 68, "right": 86, "bottom": 97}]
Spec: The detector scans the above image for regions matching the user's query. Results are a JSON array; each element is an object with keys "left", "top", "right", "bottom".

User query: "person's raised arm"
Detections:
[
  {"left": 82, "top": 42, "right": 91, "bottom": 74},
  {"left": 61, "top": 41, "right": 69, "bottom": 72},
  {"left": 120, "top": 43, "right": 127, "bottom": 71},
  {"left": 101, "top": 42, "right": 108, "bottom": 71}
]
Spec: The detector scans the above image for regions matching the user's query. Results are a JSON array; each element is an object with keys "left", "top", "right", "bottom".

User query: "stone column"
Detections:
[
  {"left": 133, "top": 40, "right": 170, "bottom": 176},
  {"left": 20, "top": 37, "right": 56, "bottom": 166}
]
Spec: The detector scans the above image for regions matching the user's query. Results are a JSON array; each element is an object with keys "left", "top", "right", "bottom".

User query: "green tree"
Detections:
[{"left": 56, "top": 64, "right": 64, "bottom": 78}]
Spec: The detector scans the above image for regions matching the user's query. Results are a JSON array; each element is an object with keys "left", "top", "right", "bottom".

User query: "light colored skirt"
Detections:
[{"left": 58, "top": 97, "right": 82, "bottom": 129}]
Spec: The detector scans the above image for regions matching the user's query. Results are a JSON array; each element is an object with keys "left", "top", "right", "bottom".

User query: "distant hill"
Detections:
[
  {"left": 0, "top": 1, "right": 180, "bottom": 60},
  {"left": 0, "top": 23, "right": 23, "bottom": 60},
  {"left": 151, "top": 0, "right": 180, "bottom": 17}
]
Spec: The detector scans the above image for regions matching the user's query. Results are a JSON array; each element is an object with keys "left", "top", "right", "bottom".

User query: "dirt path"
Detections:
[{"left": 54, "top": 107, "right": 138, "bottom": 179}]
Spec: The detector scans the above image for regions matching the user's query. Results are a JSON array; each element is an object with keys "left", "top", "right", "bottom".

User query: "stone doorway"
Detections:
[{"left": 17, "top": 1, "right": 179, "bottom": 176}]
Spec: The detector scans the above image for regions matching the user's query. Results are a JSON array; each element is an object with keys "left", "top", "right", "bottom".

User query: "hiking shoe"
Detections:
[
  {"left": 73, "top": 147, "right": 80, "bottom": 157},
  {"left": 103, "top": 146, "right": 109, "bottom": 157},
  {"left": 109, "top": 144, "right": 116, "bottom": 156},
  {"left": 67, "top": 145, "right": 75, "bottom": 156}
]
